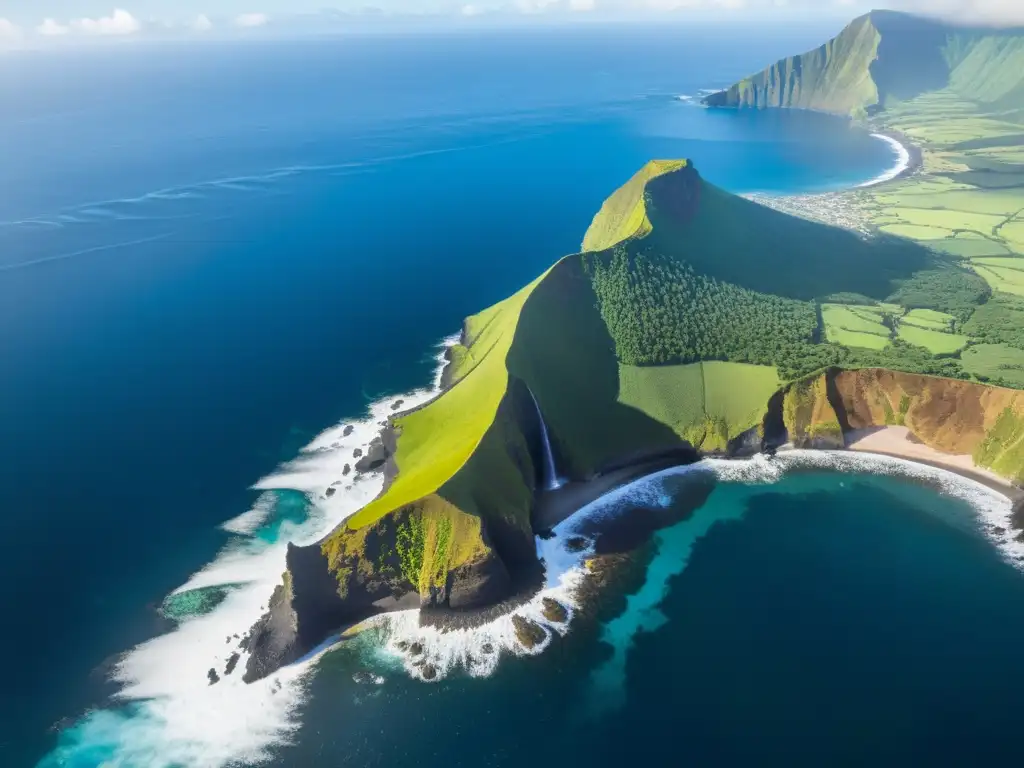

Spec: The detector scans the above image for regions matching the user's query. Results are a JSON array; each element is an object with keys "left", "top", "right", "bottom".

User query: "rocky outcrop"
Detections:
[
  {"left": 782, "top": 374, "right": 845, "bottom": 449},
  {"left": 512, "top": 616, "right": 546, "bottom": 649}
]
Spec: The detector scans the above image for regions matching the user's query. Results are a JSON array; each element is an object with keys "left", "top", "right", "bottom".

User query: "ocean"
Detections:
[{"left": 1, "top": 23, "right": 1017, "bottom": 768}]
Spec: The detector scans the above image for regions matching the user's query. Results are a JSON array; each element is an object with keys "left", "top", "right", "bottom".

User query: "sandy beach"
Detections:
[{"left": 845, "top": 426, "right": 1021, "bottom": 499}]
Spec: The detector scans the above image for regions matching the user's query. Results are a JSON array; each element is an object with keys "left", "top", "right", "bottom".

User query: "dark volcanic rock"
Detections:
[
  {"left": 325, "top": 487, "right": 336, "bottom": 498},
  {"left": 565, "top": 536, "right": 589, "bottom": 553},
  {"left": 446, "top": 553, "right": 511, "bottom": 610},
  {"left": 342, "top": 464, "right": 352, "bottom": 476},
  {"left": 409, "top": 642, "right": 424, "bottom": 656},
  {"left": 208, "top": 668, "right": 220, "bottom": 686},
  {"left": 225, "top": 653, "right": 240, "bottom": 676},
  {"left": 391, "top": 399, "right": 405, "bottom": 411},
  {"left": 422, "top": 664, "right": 438, "bottom": 681},
  {"left": 353, "top": 448, "right": 363, "bottom": 459},
  {"left": 1011, "top": 499, "right": 1024, "bottom": 531},
  {"left": 481, "top": 643, "right": 494, "bottom": 655},
  {"left": 343, "top": 425, "right": 354, "bottom": 437},
  {"left": 512, "top": 616, "right": 546, "bottom": 649},
  {"left": 354, "top": 436, "right": 390, "bottom": 474},
  {"left": 243, "top": 541, "right": 368, "bottom": 684},
  {"left": 541, "top": 598, "right": 568, "bottom": 623}
]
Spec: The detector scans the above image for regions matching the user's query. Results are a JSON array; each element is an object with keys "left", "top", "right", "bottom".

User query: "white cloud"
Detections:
[
  {"left": 0, "top": 17, "right": 21, "bottom": 40},
  {"left": 461, "top": 4, "right": 487, "bottom": 15},
  {"left": 37, "top": 18, "right": 70, "bottom": 36},
  {"left": 570, "top": 0, "right": 597, "bottom": 10},
  {"left": 234, "top": 12, "right": 270, "bottom": 28},
  {"left": 72, "top": 8, "right": 142, "bottom": 36},
  {"left": 515, "top": 0, "right": 561, "bottom": 12},
  {"left": 193, "top": 14, "right": 214, "bottom": 32}
]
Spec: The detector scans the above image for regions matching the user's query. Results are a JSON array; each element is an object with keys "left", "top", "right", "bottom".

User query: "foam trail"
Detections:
[
  {"left": 858, "top": 133, "right": 911, "bottom": 188},
  {"left": 38, "top": 335, "right": 459, "bottom": 768},
  {"left": 41, "top": 369, "right": 1020, "bottom": 767},
  {"left": 0, "top": 233, "right": 173, "bottom": 273}
]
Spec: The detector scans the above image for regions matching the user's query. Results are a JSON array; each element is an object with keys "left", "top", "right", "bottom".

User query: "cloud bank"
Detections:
[
  {"left": 234, "top": 12, "right": 270, "bottom": 28},
  {"left": 72, "top": 8, "right": 142, "bottom": 36}
]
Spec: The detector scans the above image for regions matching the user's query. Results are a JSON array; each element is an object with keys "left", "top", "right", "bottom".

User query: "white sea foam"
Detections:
[
  {"left": 858, "top": 133, "right": 912, "bottom": 188},
  {"left": 40, "top": 336, "right": 458, "bottom": 768},
  {"left": 42, "top": 332, "right": 1021, "bottom": 768}
]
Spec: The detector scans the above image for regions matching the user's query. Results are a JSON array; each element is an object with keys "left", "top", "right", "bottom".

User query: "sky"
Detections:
[{"left": 1, "top": 1, "right": 1023, "bottom": 46}]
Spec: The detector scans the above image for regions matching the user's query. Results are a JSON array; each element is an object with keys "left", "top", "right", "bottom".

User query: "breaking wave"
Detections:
[
  {"left": 38, "top": 348, "right": 1018, "bottom": 768},
  {"left": 858, "top": 133, "right": 912, "bottom": 188},
  {"left": 38, "top": 337, "right": 457, "bottom": 768}
]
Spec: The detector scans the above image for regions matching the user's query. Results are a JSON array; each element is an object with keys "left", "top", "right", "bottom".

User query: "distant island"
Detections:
[{"left": 239, "top": 10, "right": 1024, "bottom": 683}]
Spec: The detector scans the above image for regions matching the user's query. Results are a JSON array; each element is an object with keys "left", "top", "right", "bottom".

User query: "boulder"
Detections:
[
  {"left": 541, "top": 597, "right": 568, "bottom": 623},
  {"left": 512, "top": 616, "right": 546, "bottom": 649}
]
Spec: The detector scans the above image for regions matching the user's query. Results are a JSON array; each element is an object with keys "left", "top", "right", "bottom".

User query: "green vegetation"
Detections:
[
  {"left": 885, "top": 267, "right": 990, "bottom": 321},
  {"left": 617, "top": 361, "right": 780, "bottom": 450},
  {"left": 962, "top": 344, "right": 1024, "bottom": 388},
  {"left": 586, "top": 243, "right": 819, "bottom": 372},
  {"left": 347, "top": 271, "right": 546, "bottom": 530},
  {"left": 582, "top": 160, "right": 688, "bottom": 253},
  {"left": 975, "top": 406, "right": 1024, "bottom": 483},
  {"left": 963, "top": 293, "right": 1024, "bottom": 348},
  {"left": 896, "top": 324, "right": 969, "bottom": 355},
  {"left": 821, "top": 303, "right": 892, "bottom": 349}
]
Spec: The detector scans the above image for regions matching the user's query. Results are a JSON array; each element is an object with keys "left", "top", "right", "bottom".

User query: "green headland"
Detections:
[{"left": 242, "top": 9, "right": 1024, "bottom": 682}]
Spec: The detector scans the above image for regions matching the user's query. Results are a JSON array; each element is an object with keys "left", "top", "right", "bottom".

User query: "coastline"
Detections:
[
  {"left": 857, "top": 129, "right": 922, "bottom": 188},
  {"left": 844, "top": 426, "right": 1022, "bottom": 501}
]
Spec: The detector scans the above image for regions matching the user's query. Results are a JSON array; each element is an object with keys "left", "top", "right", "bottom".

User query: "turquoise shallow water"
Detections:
[
  {"left": 0, "top": 24, "right": 943, "bottom": 767},
  {"left": 271, "top": 463, "right": 1024, "bottom": 768}
]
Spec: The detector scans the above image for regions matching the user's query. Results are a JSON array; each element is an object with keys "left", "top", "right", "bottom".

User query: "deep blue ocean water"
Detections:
[{"left": 2, "top": 24, "right": 1018, "bottom": 768}]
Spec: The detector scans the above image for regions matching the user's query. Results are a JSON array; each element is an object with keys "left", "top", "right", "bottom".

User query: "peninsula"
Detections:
[{"left": 240, "top": 10, "right": 1024, "bottom": 682}]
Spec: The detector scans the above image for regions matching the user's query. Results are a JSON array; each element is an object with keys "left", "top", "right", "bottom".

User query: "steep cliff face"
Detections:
[
  {"left": 703, "top": 11, "right": 952, "bottom": 116},
  {"left": 781, "top": 374, "right": 844, "bottom": 449},
  {"left": 831, "top": 369, "right": 1024, "bottom": 480}
]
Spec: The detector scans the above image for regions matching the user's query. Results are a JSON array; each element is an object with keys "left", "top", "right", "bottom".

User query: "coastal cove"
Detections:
[{"left": 17, "top": 15, "right": 1024, "bottom": 768}]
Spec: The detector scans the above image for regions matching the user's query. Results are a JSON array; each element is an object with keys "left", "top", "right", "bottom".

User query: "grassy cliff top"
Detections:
[{"left": 582, "top": 159, "right": 689, "bottom": 252}]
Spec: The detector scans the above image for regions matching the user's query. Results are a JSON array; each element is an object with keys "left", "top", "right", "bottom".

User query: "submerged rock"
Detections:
[
  {"left": 565, "top": 536, "right": 589, "bottom": 553},
  {"left": 481, "top": 643, "right": 494, "bottom": 655},
  {"left": 512, "top": 616, "right": 547, "bottom": 649},
  {"left": 354, "top": 436, "right": 390, "bottom": 474},
  {"left": 541, "top": 597, "right": 568, "bottom": 624},
  {"left": 353, "top": 670, "right": 385, "bottom": 685}
]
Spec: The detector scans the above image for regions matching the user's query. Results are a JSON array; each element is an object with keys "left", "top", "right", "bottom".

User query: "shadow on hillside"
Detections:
[{"left": 647, "top": 171, "right": 940, "bottom": 301}]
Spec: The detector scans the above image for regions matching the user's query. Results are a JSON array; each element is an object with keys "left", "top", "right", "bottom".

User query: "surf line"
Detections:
[{"left": 857, "top": 133, "right": 911, "bottom": 188}]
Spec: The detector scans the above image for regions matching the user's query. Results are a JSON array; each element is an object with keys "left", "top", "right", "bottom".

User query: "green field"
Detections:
[
  {"left": 897, "top": 324, "right": 970, "bottom": 354},
  {"left": 618, "top": 361, "right": 780, "bottom": 450},
  {"left": 901, "top": 308, "right": 955, "bottom": 331},
  {"left": 821, "top": 303, "right": 892, "bottom": 349},
  {"left": 962, "top": 344, "right": 1024, "bottom": 388},
  {"left": 969, "top": 258, "right": 1024, "bottom": 296},
  {"left": 617, "top": 363, "right": 705, "bottom": 439},
  {"left": 703, "top": 361, "right": 782, "bottom": 429}
]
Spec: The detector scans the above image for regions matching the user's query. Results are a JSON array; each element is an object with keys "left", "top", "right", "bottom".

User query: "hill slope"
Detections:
[
  {"left": 703, "top": 11, "right": 1024, "bottom": 117},
  {"left": 241, "top": 154, "right": 1022, "bottom": 681}
]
